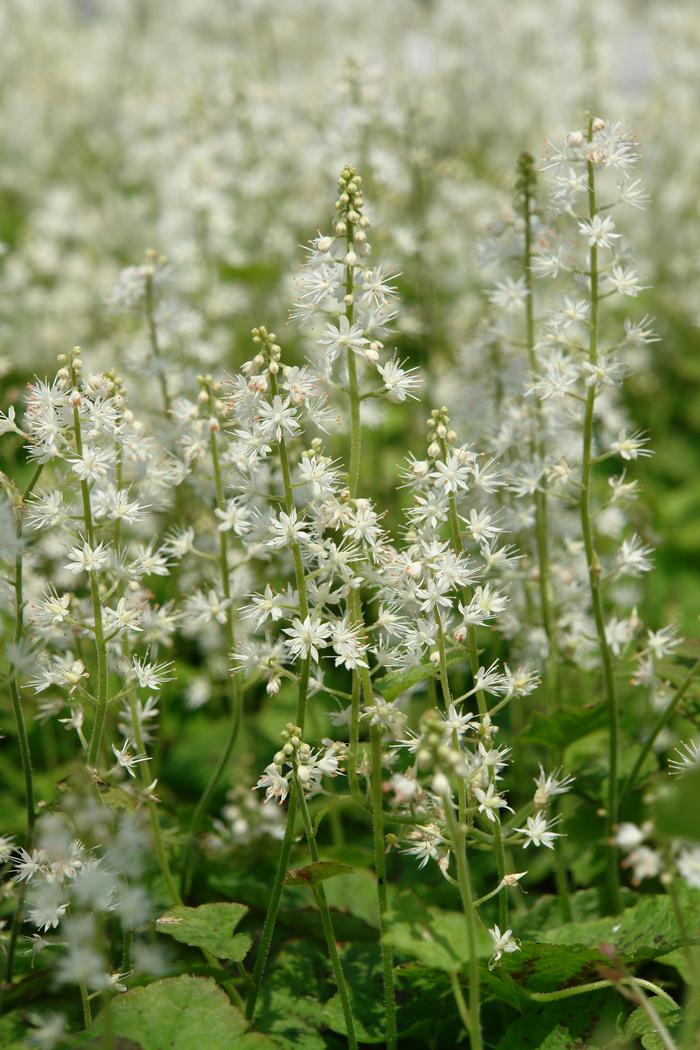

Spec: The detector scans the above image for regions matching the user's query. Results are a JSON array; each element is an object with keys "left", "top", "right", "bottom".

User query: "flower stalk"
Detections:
[{"left": 580, "top": 119, "right": 622, "bottom": 913}]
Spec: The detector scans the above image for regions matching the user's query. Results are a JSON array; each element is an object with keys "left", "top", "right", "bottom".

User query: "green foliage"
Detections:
[
  {"left": 284, "top": 861, "right": 354, "bottom": 887},
  {"left": 96, "top": 976, "right": 251, "bottom": 1049},
  {"left": 384, "top": 891, "right": 492, "bottom": 973},
  {"left": 155, "top": 903, "right": 252, "bottom": 961}
]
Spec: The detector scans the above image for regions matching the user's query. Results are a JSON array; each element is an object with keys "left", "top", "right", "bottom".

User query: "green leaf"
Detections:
[
  {"left": 496, "top": 990, "right": 622, "bottom": 1049},
  {"left": 284, "top": 860, "right": 354, "bottom": 887},
  {"left": 156, "top": 902, "right": 251, "bottom": 961},
  {"left": 522, "top": 703, "right": 607, "bottom": 752},
  {"left": 500, "top": 940, "right": 605, "bottom": 992},
  {"left": 536, "top": 887, "right": 700, "bottom": 962},
  {"left": 374, "top": 661, "right": 438, "bottom": 700},
  {"left": 97, "top": 975, "right": 249, "bottom": 1049},
  {"left": 384, "top": 892, "right": 492, "bottom": 973},
  {"left": 374, "top": 649, "right": 465, "bottom": 701},
  {"left": 322, "top": 945, "right": 386, "bottom": 1044},
  {"left": 255, "top": 941, "right": 328, "bottom": 1049},
  {"left": 624, "top": 998, "right": 683, "bottom": 1050},
  {"left": 501, "top": 887, "right": 700, "bottom": 992}
]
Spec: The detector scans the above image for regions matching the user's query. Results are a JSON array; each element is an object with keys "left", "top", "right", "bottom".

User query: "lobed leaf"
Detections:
[{"left": 155, "top": 902, "right": 251, "bottom": 961}]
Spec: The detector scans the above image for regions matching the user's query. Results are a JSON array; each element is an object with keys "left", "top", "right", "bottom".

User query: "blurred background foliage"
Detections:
[{"left": 1, "top": 0, "right": 698, "bottom": 633}]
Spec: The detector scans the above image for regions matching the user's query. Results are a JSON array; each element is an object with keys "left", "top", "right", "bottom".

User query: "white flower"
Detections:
[
  {"left": 441, "top": 703, "right": 477, "bottom": 742},
  {"left": 613, "top": 822, "right": 645, "bottom": 850},
  {"left": 65, "top": 539, "right": 109, "bottom": 574},
  {"left": 617, "top": 534, "right": 654, "bottom": 576},
  {"left": 473, "top": 783, "right": 513, "bottom": 823},
  {"left": 131, "top": 657, "right": 174, "bottom": 691},
  {"left": 330, "top": 617, "right": 368, "bottom": 670},
  {"left": 669, "top": 740, "right": 700, "bottom": 777},
  {"left": 343, "top": 500, "right": 382, "bottom": 547},
  {"left": 0, "top": 404, "right": 22, "bottom": 436},
  {"left": 111, "top": 739, "right": 150, "bottom": 778},
  {"left": 677, "top": 847, "right": 700, "bottom": 890},
  {"left": 515, "top": 812, "right": 561, "bottom": 849},
  {"left": 257, "top": 395, "right": 301, "bottom": 442},
  {"left": 623, "top": 846, "right": 661, "bottom": 884},
  {"left": 608, "top": 264, "right": 645, "bottom": 297},
  {"left": 488, "top": 276, "right": 528, "bottom": 312},
  {"left": 68, "top": 444, "right": 113, "bottom": 482},
  {"left": 104, "top": 597, "right": 143, "bottom": 634},
  {"left": 577, "top": 214, "right": 620, "bottom": 249},
  {"left": 27, "top": 884, "right": 68, "bottom": 931},
  {"left": 93, "top": 485, "right": 146, "bottom": 524},
  {"left": 431, "top": 453, "right": 472, "bottom": 494},
  {"left": 319, "top": 316, "right": 369, "bottom": 363},
  {"left": 214, "top": 499, "right": 252, "bottom": 535},
  {"left": 267, "top": 508, "right": 311, "bottom": 548},
  {"left": 488, "top": 925, "right": 520, "bottom": 969},
  {"left": 30, "top": 589, "right": 71, "bottom": 628},
  {"left": 403, "top": 824, "right": 444, "bottom": 869},
  {"left": 244, "top": 585, "right": 294, "bottom": 628},
  {"left": 26, "top": 490, "right": 66, "bottom": 530},
  {"left": 255, "top": 764, "right": 290, "bottom": 805},
  {"left": 282, "top": 615, "right": 333, "bottom": 662},
  {"left": 533, "top": 766, "right": 575, "bottom": 808},
  {"left": 610, "top": 429, "right": 653, "bottom": 461},
  {"left": 182, "top": 589, "right": 230, "bottom": 627},
  {"left": 13, "top": 848, "right": 46, "bottom": 882},
  {"left": 646, "top": 626, "right": 679, "bottom": 661},
  {"left": 377, "top": 357, "right": 421, "bottom": 403}
]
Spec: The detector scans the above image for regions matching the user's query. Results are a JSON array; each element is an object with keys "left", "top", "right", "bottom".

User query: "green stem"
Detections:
[
  {"left": 4, "top": 465, "right": 43, "bottom": 986},
  {"left": 449, "top": 972, "right": 472, "bottom": 1037},
  {"left": 145, "top": 270, "right": 171, "bottom": 414},
  {"left": 434, "top": 608, "right": 467, "bottom": 828},
  {"left": 492, "top": 820, "right": 508, "bottom": 930},
  {"left": 521, "top": 167, "right": 572, "bottom": 920},
  {"left": 296, "top": 781, "right": 359, "bottom": 1050},
  {"left": 348, "top": 669, "right": 362, "bottom": 802},
  {"left": 345, "top": 225, "right": 361, "bottom": 499},
  {"left": 627, "top": 982, "right": 679, "bottom": 1050},
  {"left": 70, "top": 374, "right": 110, "bottom": 769},
  {"left": 128, "top": 691, "right": 181, "bottom": 906},
  {"left": 270, "top": 370, "right": 311, "bottom": 729},
  {"left": 340, "top": 226, "right": 395, "bottom": 1042},
  {"left": 527, "top": 976, "right": 676, "bottom": 1007},
  {"left": 181, "top": 392, "right": 243, "bottom": 894},
  {"left": 245, "top": 364, "right": 313, "bottom": 1018},
  {"left": 580, "top": 120, "right": 621, "bottom": 913},
  {"left": 443, "top": 792, "right": 482, "bottom": 1050},
  {"left": 80, "top": 980, "right": 93, "bottom": 1029},
  {"left": 441, "top": 444, "right": 487, "bottom": 716},
  {"left": 245, "top": 789, "right": 298, "bottom": 1021},
  {"left": 370, "top": 724, "right": 397, "bottom": 1050}
]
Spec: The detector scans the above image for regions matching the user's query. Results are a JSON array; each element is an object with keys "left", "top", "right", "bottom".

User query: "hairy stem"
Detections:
[
  {"left": 69, "top": 371, "right": 111, "bottom": 769},
  {"left": 370, "top": 724, "right": 397, "bottom": 1050},
  {"left": 443, "top": 792, "right": 483, "bottom": 1050},
  {"left": 4, "top": 464, "right": 43, "bottom": 986},
  {"left": 245, "top": 788, "right": 298, "bottom": 1022},
  {"left": 245, "top": 365, "right": 312, "bottom": 1019},
  {"left": 580, "top": 120, "right": 622, "bottom": 913},
  {"left": 145, "top": 269, "right": 171, "bottom": 415},
  {"left": 181, "top": 388, "right": 243, "bottom": 894},
  {"left": 296, "top": 780, "right": 359, "bottom": 1050},
  {"left": 127, "top": 691, "right": 181, "bottom": 906}
]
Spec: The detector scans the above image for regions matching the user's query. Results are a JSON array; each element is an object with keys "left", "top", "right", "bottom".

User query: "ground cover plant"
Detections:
[{"left": 1, "top": 3, "right": 700, "bottom": 1049}]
